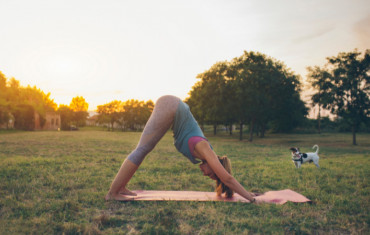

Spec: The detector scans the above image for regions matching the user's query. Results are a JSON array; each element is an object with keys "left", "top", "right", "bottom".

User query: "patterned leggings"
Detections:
[{"left": 127, "top": 95, "right": 181, "bottom": 166}]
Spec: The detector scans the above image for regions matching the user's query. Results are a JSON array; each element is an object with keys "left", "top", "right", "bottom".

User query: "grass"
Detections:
[{"left": 0, "top": 130, "right": 369, "bottom": 234}]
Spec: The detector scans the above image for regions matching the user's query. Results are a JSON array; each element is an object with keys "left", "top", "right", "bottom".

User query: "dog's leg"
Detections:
[{"left": 313, "top": 157, "right": 320, "bottom": 168}]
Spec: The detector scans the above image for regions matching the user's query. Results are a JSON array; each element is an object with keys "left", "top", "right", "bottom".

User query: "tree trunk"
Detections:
[
  {"left": 213, "top": 124, "right": 217, "bottom": 135},
  {"left": 318, "top": 100, "right": 321, "bottom": 134},
  {"left": 249, "top": 119, "right": 254, "bottom": 142},
  {"left": 261, "top": 124, "right": 265, "bottom": 138},
  {"left": 239, "top": 123, "right": 243, "bottom": 141},
  {"left": 229, "top": 124, "right": 233, "bottom": 135},
  {"left": 352, "top": 126, "right": 357, "bottom": 145}
]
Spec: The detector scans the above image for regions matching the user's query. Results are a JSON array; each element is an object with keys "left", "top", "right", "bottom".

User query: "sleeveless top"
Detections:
[{"left": 172, "top": 100, "right": 208, "bottom": 164}]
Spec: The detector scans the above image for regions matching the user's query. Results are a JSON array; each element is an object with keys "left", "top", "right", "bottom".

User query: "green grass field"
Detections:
[{"left": 0, "top": 130, "right": 369, "bottom": 234}]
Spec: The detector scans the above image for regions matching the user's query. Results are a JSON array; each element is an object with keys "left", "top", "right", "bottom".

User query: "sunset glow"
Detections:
[{"left": 1, "top": 0, "right": 369, "bottom": 111}]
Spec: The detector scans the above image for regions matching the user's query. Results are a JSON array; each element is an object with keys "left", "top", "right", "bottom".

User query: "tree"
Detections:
[
  {"left": 186, "top": 83, "right": 207, "bottom": 131},
  {"left": 122, "top": 99, "right": 153, "bottom": 131},
  {"left": 20, "top": 86, "right": 57, "bottom": 115},
  {"left": 0, "top": 72, "right": 58, "bottom": 130},
  {"left": 42, "top": 92, "right": 58, "bottom": 112},
  {"left": 0, "top": 71, "right": 6, "bottom": 90},
  {"left": 137, "top": 100, "right": 154, "bottom": 128},
  {"left": 268, "top": 64, "right": 307, "bottom": 134},
  {"left": 57, "top": 105, "right": 74, "bottom": 130},
  {"left": 0, "top": 71, "right": 11, "bottom": 127},
  {"left": 307, "top": 66, "right": 333, "bottom": 134},
  {"left": 96, "top": 99, "right": 154, "bottom": 131},
  {"left": 195, "top": 61, "right": 229, "bottom": 135},
  {"left": 13, "top": 104, "right": 35, "bottom": 130},
  {"left": 70, "top": 96, "right": 89, "bottom": 112},
  {"left": 69, "top": 96, "right": 89, "bottom": 128},
  {"left": 229, "top": 51, "right": 306, "bottom": 140},
  {"left": 96, "top": 100, "right": 122, "bottom": 131},
  {"left": 187, "top": 51, "right": 307, "bottom": 141},
  {"left": 309, "top": 49, "right": 369, "bottom": 145}
]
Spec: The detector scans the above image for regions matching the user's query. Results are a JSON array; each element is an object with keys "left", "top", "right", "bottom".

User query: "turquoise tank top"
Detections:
[{"left": 172, "top": 101, "right": 204, "bottom": 164}]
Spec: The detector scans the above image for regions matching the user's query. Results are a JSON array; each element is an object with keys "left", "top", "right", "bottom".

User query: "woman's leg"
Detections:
[{"left": 106, "top": 95, "right": 180, "bottom": 200}]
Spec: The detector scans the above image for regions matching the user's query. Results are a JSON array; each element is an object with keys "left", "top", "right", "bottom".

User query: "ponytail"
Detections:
[{"left": 216, "top": 155, "right": 234, "bottom": 198}]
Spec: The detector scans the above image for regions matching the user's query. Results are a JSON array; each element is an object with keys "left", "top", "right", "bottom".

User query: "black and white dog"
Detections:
[{"left": 289, "top": 145, "right": 320, "bottom": 168}]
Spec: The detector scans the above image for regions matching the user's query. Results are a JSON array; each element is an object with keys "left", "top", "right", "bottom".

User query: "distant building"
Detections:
[
  {"left": 34, "top": 112, "right": 61, "bottom": 131},
  {"left": 86, "top": 114, "right": 99, "bottom": 126}
]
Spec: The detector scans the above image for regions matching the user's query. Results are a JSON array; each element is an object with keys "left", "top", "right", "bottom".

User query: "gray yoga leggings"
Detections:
[{"left": 127, "top": 95, "right": 181, "bottom": 166}]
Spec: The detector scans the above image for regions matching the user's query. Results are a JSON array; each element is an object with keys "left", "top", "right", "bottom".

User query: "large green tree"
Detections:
[
  {"left": 228, "top": 51, "right": 306, "bottom": 141},
  {"left": 308, "top": 49, "right": 369, "bottom": 145},
  {"left": 193, "top": 61, "right": 229, "bottom": 135},
  {"left": 187, "top": 51, "right": 307, "bottom": 141},
  {"left": 0, "top": 72, "right": 58, "bottom": 130}
]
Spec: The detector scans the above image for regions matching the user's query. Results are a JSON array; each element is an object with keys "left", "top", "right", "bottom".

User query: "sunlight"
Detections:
[
  {"left": 36, "top": 46, "right": 97, "bottom": 82},
  {"left": 45, "top": 54, "right": 79, "bottom": 76}
]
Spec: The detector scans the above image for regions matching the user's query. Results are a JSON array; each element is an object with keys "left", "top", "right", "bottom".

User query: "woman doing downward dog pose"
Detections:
[{"left": 105, "top": 95, "right": 256, "bottom": 202}]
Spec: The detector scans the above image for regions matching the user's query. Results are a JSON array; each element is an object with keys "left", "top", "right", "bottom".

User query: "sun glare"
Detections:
[
  {"left": 45, "top": 55, "right": 79, "bottom": 76},
  {"left": 35, "top": 45, "right": 98, "bottom": 83}
]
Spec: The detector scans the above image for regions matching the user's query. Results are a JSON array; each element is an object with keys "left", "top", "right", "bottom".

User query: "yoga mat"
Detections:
[{"left": 122, "top": 189, "right": 311, "bottom": 204}]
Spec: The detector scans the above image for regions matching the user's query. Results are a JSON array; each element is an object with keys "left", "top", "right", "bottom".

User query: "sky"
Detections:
[{"left": 1, "top": 0, "right": 369, "bottom": 112}]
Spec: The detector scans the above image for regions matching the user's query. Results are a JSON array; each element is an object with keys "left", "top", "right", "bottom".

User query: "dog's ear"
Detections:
[{"left": 289, "top": 147, "right": 296, "bottom": 152}]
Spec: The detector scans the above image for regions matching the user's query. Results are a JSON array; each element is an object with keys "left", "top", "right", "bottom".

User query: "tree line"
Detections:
[
  {"left": 1, "top": 49, "right": 368, "bottom": 144},
  {"left": 96, "top": 99, "right": 154, "bottom": 131},
  {"left": 0, "top": 72, "right": 154, "bottom": 132},
  {"left": 186, "top": 50, "right": 369, "bottom": 144},
  {"left": 186, "top": 51, "right": 307, "bottom": 141},
  {"left": 0, "top": 72, "right": 89, "bottom": 130}
]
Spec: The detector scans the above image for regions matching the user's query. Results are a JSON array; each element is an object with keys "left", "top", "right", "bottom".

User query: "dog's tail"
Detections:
[{"left": 313, "top": 144, "right": 319, "bottom": 154}]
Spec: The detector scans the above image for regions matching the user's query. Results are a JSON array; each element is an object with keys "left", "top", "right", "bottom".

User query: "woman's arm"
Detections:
[{"left": 194, "top": 141, "right": 255, "bottom": 202}]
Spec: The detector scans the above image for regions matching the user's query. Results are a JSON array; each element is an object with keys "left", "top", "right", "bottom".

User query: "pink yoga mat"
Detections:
[{"left": 123, "top": 189, "right": 311, "bottom": 204}]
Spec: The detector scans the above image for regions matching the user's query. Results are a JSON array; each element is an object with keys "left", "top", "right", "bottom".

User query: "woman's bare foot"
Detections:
[
  {"left": 119, "top": 187, "right": 137, "bottom": 196},
  {"left": 105, "top": 192, "right": 134, "bottom": 201}
]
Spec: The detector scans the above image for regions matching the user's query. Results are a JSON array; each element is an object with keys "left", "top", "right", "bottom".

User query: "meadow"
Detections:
[{"left": 0, "top": 129, "right": 369, "bottom": 234}]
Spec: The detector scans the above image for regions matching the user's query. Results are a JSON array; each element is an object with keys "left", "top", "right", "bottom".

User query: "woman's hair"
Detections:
[{"left": 216, "top": 155, "right": 234, "bottom": 198}]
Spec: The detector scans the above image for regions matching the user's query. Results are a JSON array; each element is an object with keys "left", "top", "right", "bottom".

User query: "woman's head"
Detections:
[
  {"left": 199, "top": 156, "right": 234, "bottom": 198},
  {"left": 199, "top": 161, "right": 217, "bottom": 180},
  {"left": 216, "top": 156, "right": 234, "bottom": 198}
]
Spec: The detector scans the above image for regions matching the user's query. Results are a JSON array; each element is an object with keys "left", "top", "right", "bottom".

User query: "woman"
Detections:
[{"left": 105, "top": 95, "right": 256, "bottom": 202}]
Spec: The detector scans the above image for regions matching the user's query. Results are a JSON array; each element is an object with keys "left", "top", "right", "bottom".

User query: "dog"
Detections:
[{"left": 289, "top": 145, "right": 320, "bottom": 168}]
